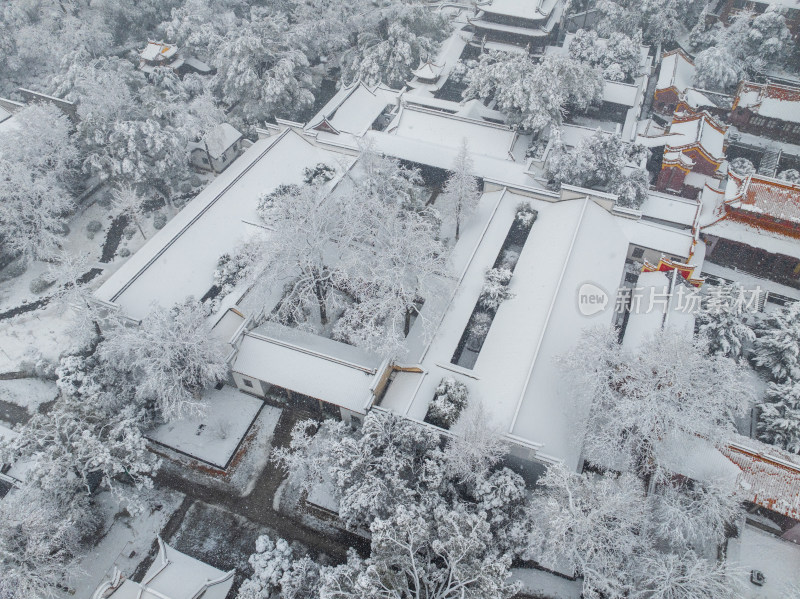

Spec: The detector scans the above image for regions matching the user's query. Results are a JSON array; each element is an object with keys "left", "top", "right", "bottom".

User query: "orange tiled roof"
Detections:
[
  {"left": 729, "top": 174, "right": 800, "bottom": 225},
  {"left": 721, "top": 443, "right": 800, "bottom": 520}
]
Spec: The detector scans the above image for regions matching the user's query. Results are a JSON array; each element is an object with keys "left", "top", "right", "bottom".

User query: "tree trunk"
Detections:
[
  {"left": 404, "top": 306, "right": 414, "bottom": 337},
  {"left": 134, "top": 218, "right": 146, "bottom": 239},
  {"left": 315, "top": 280, "right": 328, "bottom": 325}
]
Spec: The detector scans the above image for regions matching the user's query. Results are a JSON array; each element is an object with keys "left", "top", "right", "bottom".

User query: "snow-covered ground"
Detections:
[
  {"left": 147, "top": 386, "right": 263, "bottom": 469},
  {"left": 156, "top": 403, "right": 283, "bottom": 497},
  {"left": 728, "top": 523, "right": 800, "bottom": 599},
  {"left": 0, "top": 377, "right": 57, "bottom": 413},
  {"left": 60, "top": 488, "right": 185, "bottom": 599},
  {"left": 0, "top": 189, "right": 184, "bottom": 373},
  {"left": 511, "top": 567, "right": 582, "bottom": 599}
]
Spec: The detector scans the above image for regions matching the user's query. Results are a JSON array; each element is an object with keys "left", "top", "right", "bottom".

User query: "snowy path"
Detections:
[{"left": 153, "top": 407, "right": 370, "bottom": 562}]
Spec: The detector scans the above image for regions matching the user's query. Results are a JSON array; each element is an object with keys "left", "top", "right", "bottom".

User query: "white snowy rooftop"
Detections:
[
  {"left": 200, "top": 123, "right": 242, "bottom": 159},
  {"left": 140, "top": 41, "right": 178, "bottom": 62},
  {"left": 305, "top": 81, "right": 398, "bottom": 136},
  {"left": 656, "top": 49, "right": 695, "bottom": 93},
  {"left": 92, "top": 539, "right": 234, "bottom": 599},
  {"left": 621, "top": 271, "right": 696, "bottom": 351},
  {"left": 232, "top": 322, "right": 385, "bottom": 413},
  {"left": 380, "top": 188, "right": 696, "bottom": 470},
  {"left": 94, "top": 129, "right": 353, "bottom": 321},
  {"left": 386, "top": 104, "right": 518, "bottom": 159},
  {"left": 665, "top": 112, "right": 726, "bottom": 159},
  {"left": 476, "top": 0, "right": 562, "bottom": 21},
  {"left": 735, "top": 80, "right": 800, "bottom": 124}
]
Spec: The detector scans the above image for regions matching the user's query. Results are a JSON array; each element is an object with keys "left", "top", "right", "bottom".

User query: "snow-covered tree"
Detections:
[
  {"left": 211, "top": 7, "right": 314, "bottom": 125},
  {"left": 98, "top": 299, "right": 228, "bottom": 420},
  {"left": 237, "top": 535, "right": 320, "bottom": 599},
  {"left": 250, "top": 182, "right": 353, "bottom": 328},
  {"left": 1, "top": 389, "right": 158, "bottom": 506},
  {"left": 633, "top": 550, "right": 742, "bottom": 599},
  {"left": 340, "top": 2, "right": 450, "bottom": 88},
  {"left": 527, "top": 463, "right": 647, "bottom": 598},
  {"left": 562, "top": 328, "right": 754, "bottom": 476},
  {"left": 439, "top": 139, "right": 481, "bottom": 240},
  {"left": 596, "top": 0, "right": 696, "bottom": 45},
  {"left": 463, "top": 52, "right": 604, "bottom": 133},
  {"left": 546, "top": 129, "right": 649, "bottom": 207},
  {"left": 694, "top": 44, "right": 744, "bottom": 91},
  {"left": 478, "top": 267, "right": 514, "bottom": 312},
  {"left": 778, "top": 169, "right": 800, "bottom": 183},
  {"left": 426, "top": 376, "right": 469, "bottom": 429},
  {"left": 351, "top": 502, "right": 519, "bottom": 599},
  {"left": 443, "top": 399, "right": 506, "bottom": 485},
  {"left": 694, "top": 8, "right": 792, "bottom": 90},
  {"left": 729, "top": 156, "right": 756, "bottom": 176},
  {"left": 696, "top": 283, "right": 756, "bottom": 361},
  {"left": 751, "top": 301, "right": 800, "bottom": 383},
  {"left": 612, "top": 169, "right": 651, "bottom": 209},
  {"left": 0, "top": 159, "right": 74, "bottom": 262},
  {"left": 112, "top": 184, "right": 147, "bottom": 238},
  {"left": 0, "top": 103, "right": 78, "bottom": 262},
  {"left": 334, "top": 204, "right": 448, "bottom": 355},
  {"left": 568, "top": 29, "right": 642, "bottom": 82},
  {"left": 758, "top": 380, "right": 800, "bottom": 453},
  {"left": 0, "top": 488, "right": 85, "bottom": 599}
]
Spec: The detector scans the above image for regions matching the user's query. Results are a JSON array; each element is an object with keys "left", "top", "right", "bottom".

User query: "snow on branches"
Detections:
[{"left": 463, "top": 52, "right": 604, "bottom": 133}]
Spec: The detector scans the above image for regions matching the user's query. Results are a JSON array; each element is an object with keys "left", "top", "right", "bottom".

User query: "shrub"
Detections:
[
  {"left": 515, "top": 203, "right": 537, "bottom": 229},
  {"left": 118, "top": 247, "right": 131, "bottom": 258},
  {"left": 730, "top": 157, "right": 756, "bottom": 176},
  {"left": 778, "top": 169, "right": 800, "bottom": 183},
  {"left": 86, "top": 220, "right": 103, "bottom": 233},
  {"left": 478, "top": 268, "right": 514, "bottom": 312},
  {"left": 469, "top": 311, "right": 493, "bottom": 340},
  {"left": 425, "top": 377, "right": 469, "bottom": 429},
  {"left": 123, "top": 225, "right": 136, "bottom": 240},
  {"left": 29, "top": 272, "right": 57, "bottom": 294},
  {"left": 153, "top": 211, "right": 167, "bottom": 230},
  {"left": 302, "top": 163, "right": 336, "bottom": 184},
  {"left": 0, "top": 259, "right": 28, "bottom": 283}
]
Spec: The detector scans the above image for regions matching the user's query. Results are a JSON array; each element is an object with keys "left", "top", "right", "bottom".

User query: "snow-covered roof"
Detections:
[
  {"left": 0, "top": 105, "right": 10, "bottom": 124},
  {"left": 603, "top": 81, "right": 639, "bottom": 107},
  {"left": 93, "top": 539, "right": 234, "bottom": 599},
  {"left": 386, "top": 104, "right": 518, "bottom": 159},
  {"left": 408, "top": 28, "right": 471, "bottom": 93},
  {"left": 665, "top": 111, "right": 726, "bottom": 160},
  {"left": 701, "top": 217, "right": 800, "bottom": 262},
  {"left": 621, "top": 271, "right": 696, "bottom": 351},
  {"left": 734, "top": 81, "right": 800, "bottom": 124},
  {"left": 639, "top": 191, "right": 699, "bottom": 228},
  {"left": 656, "top": 49, "right": 695, "bottom": 93},
  {"left": 721, "top": 442, "right": 800, "bottom": 519},
  {"left": 200, "top": 123, "right": 242, "bottom": 159},
  {"left": 140, "top": 41, "right": 178, "bottom": 62},
  {"left": 476, "top": 0, "right": 562, "bottom": 20},
  {"left": 656, "top": 430, "right": 742, "bottom": 487},
  {"left": 724, "top": 171, "right": 800, "bottom": 226},
  {"left": 95, "top": 129, "right": 353, "bottom": 321},
  {"left": 232, "top": 322, "right": 385, "bottom": 413},
  {"left": 402, "top": 94, "right": 508, "bottom": 122},
  {"left": 381, "top": 188, "right": 695, "bottom": 470},
  {"left": 412, "top": 60, "right": 444, "bottom": 81},
  {"left": 306, "top": 81, "right": 399, "bottom": 136}
]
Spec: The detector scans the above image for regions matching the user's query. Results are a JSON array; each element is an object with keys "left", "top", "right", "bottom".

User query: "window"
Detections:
[
  {"left": 632, "top": 247, "right": 645, "bottom": 259},
  {"left": 242, "top": 378, "right": 254, "bottom": 388}
]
